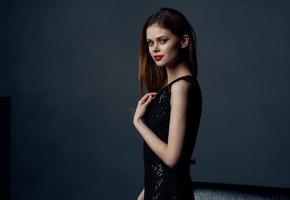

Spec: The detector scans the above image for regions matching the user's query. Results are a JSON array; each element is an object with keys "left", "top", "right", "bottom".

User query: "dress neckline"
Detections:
[{"left": 167, "top": 74, "right": 193, "bottom": 86}]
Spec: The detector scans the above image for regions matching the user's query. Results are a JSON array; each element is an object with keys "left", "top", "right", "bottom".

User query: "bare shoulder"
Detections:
[
  {"left": 170, "top": 80, "right": 191, "bottom": 106},
  {"left": 171, "top": 80, "right": 191, "bottom": 94}
]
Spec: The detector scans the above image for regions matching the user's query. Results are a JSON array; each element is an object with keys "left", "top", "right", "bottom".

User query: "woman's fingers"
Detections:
[
  {"left": 140, "top": 95, "right": 151, "bottom": 105},
  {"left": 139, "top": 92, "right": 157, "bottom": 104},
  {"left": 145, "top": 95, "right": 153, "bottom": 104},
  {"left": 143, "top": 93, "right": 156, "bottom": 106},
  {"left": 138, "top": 93, "right": 151, "bottom": 104}
]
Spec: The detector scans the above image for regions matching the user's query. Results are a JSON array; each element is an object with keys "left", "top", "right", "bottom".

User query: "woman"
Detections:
[{"left": 133, "top": 7, "right": 202, "bottom": 200}]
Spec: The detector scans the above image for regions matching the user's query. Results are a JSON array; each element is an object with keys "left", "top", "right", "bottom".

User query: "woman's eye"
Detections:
[
  {"left": 147, "top": 42, "right": 153, "bottom": 46},
  {"left": 147, "top": 39, "right": 167, "bottom": 47},
  {"left": 160, "top": 39, "right": 167, "bottom": 44}
]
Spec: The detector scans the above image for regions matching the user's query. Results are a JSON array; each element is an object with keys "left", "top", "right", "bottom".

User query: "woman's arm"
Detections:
[
  {"left": 134, "top": 80, "right": 190, "bottom": 168},
  {"left": 137, "top": 188, "right": 144, "bottom": 200}
]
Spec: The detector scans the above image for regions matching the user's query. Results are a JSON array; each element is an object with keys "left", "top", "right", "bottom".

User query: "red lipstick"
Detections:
[{"left": 154, "top": 55, "right": 164, "bottom": 61}]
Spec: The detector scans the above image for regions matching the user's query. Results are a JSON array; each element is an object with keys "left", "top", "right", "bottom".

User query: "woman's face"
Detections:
[{"left": 146, "top": 23, "right": 182, "bottom": 67}]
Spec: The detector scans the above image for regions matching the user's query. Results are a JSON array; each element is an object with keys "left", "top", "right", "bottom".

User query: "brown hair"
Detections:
[{"left": 138, "top": 7, "right": 198, "bottom": 96}]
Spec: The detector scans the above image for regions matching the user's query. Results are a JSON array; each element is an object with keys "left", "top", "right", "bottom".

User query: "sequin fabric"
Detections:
[{"left": 142, "top": 75, "right": 202, "bottom": 200}]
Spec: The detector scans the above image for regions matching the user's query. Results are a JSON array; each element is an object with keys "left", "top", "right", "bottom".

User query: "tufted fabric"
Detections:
[{"left": 192, "top": 182, "right": 290, "bottom": 200}]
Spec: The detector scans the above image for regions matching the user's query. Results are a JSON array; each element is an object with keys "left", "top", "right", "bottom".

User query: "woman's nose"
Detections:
[{"left": 153, "top": 43, "right": 160, "bottom": 52}]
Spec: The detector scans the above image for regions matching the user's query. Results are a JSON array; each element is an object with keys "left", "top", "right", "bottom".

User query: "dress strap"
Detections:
[{"left": 168, "top": 75, "right": 194, "bottom": 87}]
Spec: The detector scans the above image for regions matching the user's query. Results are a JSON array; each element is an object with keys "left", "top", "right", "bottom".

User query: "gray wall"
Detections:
[{"left": 1, "top": 0, "right": 290, "bottom": 199}]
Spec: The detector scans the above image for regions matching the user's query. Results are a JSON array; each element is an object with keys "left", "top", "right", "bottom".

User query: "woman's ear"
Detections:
[{"left": 180, "top": 34, "right": 189, "bottom": 48}]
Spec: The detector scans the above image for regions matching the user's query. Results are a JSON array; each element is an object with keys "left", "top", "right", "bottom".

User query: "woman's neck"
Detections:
[{"left": 165, "top": 61, "right": 192, "bottom": 84}]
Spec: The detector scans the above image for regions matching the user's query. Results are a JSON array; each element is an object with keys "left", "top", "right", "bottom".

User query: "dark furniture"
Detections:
[{"left": 192, "top": 181, "right": 290, "bottom": 200}]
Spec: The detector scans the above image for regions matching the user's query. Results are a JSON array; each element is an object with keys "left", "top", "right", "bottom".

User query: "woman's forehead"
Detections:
[{"left": 146, "top": 24, "right": 172, "bottom": 40}]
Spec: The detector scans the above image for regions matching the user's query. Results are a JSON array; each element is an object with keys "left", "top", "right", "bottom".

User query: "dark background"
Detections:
[{"left": 1, "top": 0, "right": 290, "bottom": 199}]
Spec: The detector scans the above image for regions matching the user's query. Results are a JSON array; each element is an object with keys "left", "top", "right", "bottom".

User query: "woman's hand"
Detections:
[
  {"left": 133, "top": 92, "right": 157, "bottom": 125},
  {"left": 137, "top": 188, "right": 144, "bottom": 200}
]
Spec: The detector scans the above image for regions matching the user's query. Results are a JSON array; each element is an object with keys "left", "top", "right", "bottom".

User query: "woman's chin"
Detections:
[{"left": 155, "top": 61, "right": 166, "bottom": 67}]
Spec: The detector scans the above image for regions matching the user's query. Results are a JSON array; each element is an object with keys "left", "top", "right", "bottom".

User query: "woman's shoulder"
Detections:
[
  {"left": 169, "top": 76, "right": 195, "bottom": 92},
  {"left": 169, "top": 77, "right": 201, "bottom": 101},
  {"left": 170, "top": 79, "right": 192, "bottom": 91}
]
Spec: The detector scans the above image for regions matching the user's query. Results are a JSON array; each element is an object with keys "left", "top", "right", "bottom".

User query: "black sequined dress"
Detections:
[{"left": 142, "top": 75, "right": 202, "bottom": 200}]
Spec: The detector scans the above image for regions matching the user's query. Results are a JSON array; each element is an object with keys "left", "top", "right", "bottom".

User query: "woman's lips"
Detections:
[{"left": 154, "top": 55, "right": 164, "bottom": 61}]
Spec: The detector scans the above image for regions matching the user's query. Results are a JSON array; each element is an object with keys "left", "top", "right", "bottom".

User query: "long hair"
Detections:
[{"left": 138, "top": 7, "right": 198, "bottom": 96}]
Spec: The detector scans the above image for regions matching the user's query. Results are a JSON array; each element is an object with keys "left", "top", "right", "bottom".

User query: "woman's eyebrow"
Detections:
[{"left": 146, "top": 36, "right": 167, "bottom": 41}]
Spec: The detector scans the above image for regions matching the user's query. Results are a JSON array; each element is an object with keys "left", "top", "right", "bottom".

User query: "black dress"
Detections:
[{"left": 142, "top": 75, "right": 202, "bottom": 200}]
